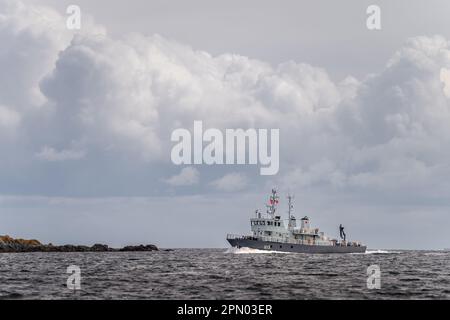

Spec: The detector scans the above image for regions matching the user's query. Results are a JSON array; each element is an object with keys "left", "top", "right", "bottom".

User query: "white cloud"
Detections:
[
  {"left": 0, "top": 105, "right": 20, "bottom": 131},
  {"left": 210, "top": 173, "right": 248, "bottom": 192},
  {"left": 273, "top": 35, "right": 450, "bottom": 198},
  {"left": 164, "top": 167, "right": 199, "bottom": 186},
  {"left": 441, "top": 67, "right": 450, "bottom": 97},
  {"left": 0, "top": 0, "right": 450, "bottom": 204},
  {"left": 0, "top": 0, "right": 105, "bottom": 112},
  {"left": 35, "top": 146, "right": 85, "bottom": 161},
  {"left": 2, "top": 0, "right": 450, "bottom": 249}
]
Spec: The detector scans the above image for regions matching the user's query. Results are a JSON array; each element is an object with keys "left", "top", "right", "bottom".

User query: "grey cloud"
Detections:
[
  {"left": 2, "top": 1, "right": 450, "bottom": 201},
  {"left": 2, "top": 0, "right": 450, "bottom": 248},
  {"left": 164, "top": 167, "right": 199, "bottom": 187}
]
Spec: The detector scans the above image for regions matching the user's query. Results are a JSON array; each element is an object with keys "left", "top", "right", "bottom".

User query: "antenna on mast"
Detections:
[
  {"left": 287, "top": 193, "right": 294, "bottom": 230},
  {"left": 266, "top": 189, "right": 279, "bottom": 218}
]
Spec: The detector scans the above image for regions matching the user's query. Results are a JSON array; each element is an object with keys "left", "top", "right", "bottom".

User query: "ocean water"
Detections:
[{"left": 0, "top": 248, "right": 449, "bottom": 299}]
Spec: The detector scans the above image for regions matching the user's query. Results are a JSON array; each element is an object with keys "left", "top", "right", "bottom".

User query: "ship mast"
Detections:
[
  {"left": 266, "top": 189, "right": 279, "bottom": 218},
  {"left": 287, "top": 194, "right": 294, "bottom": 230}
]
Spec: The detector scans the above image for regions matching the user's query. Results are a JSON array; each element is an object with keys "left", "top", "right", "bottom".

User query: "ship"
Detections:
[{"left": 227, "top": 189, "right": 366, "bottom": 253}]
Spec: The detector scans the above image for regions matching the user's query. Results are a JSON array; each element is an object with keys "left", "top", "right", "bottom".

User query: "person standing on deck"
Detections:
[{"left": 339, "top": 224, "right": 346, "bottom": 242}]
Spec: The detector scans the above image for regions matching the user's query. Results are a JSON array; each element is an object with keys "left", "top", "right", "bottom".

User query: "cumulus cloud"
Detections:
[
  {"left": 0, "top": 0, "right": 104, "bottom": 112},
  {"left": 210, "top": 173, "right": 248, "bottom": 192},
  {"left": 1, "top": 0, "right": 450, "bottom": 204},
  {"left": 35, "top": 146, "right": 85, "bottom": 161},
  {"left": 2, "top": 0, "right": 450, "bottom": 249},
  {"left": 441, "top": 68, "right": 450, "bottom": 97},
  {"left": 272, "top": 35, "right": 450, "bottom": 200},
  {"left": 0, "top": 105, "right": 20, "bottom": 131},
  {"left": 164, "top": 167, "right": 199, "bottom": 186}
]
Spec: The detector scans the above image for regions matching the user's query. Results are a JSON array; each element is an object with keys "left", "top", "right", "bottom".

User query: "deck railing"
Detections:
[{"left": 226, "top": 234, "right": 256, "bottom": 240}]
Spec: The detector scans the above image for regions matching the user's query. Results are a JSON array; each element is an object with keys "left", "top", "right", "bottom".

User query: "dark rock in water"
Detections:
[
  {"left": 119, "top": 244, "right": 158, "bottom": 252},
  {"left": 0, "top": 235, "right": 158, "bottom": 253},
  {"left": 90, "top": 244, "right": 110, "bottom": 252}
]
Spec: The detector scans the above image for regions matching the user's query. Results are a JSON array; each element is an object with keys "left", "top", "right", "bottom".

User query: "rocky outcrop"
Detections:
[
  {"left": 0, "top": 235, "right": 158, "bottom": 253},
  {"left": 119, "top": 244, "right": 158, "bottom": 252},
  {"left": 0, "top": 235, "right": 43, "bottom": 252}
]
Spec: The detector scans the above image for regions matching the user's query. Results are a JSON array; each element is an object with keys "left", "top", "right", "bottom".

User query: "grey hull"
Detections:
[{"left": 227, "top": 238, "right": 366, "bottom": 254}]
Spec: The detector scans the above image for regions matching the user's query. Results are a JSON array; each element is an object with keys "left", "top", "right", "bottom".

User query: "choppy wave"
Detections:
[
  {"left": 225, "top": 247, "right": 290, "bottom": 254},
  {"left": 0, "top": 249, "right": 448, "bottom": 299},
  {"left": 424, "top": 251, "right": 449, "bottom": 256},
  {"left": 226, "top": 247, "right": 402, "bottom": 255},
  {"left": 362, "top": 249, "right": 400, "bottom": 254}
]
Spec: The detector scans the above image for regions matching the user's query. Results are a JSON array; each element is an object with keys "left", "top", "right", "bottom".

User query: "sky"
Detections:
[{"left": 1, "top": 0, "right": 450, "bottom": 249}]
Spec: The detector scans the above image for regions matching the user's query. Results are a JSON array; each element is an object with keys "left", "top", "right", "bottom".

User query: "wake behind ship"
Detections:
[{"left": 227, "top": 189, "right": 366, "bottom": 253}]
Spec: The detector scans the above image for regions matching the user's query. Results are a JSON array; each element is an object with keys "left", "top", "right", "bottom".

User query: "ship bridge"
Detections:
[
  {"left": 250, "top": 216, "right": 289, "bottom": 238},
  {"left": 248, "top": 191, "right": 334, "bottom": 246}
]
